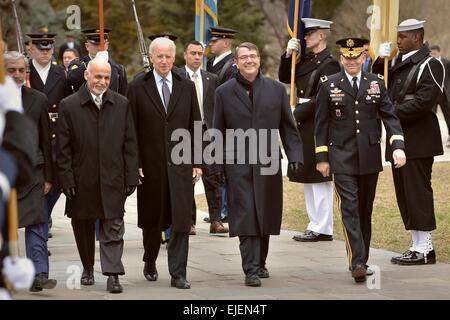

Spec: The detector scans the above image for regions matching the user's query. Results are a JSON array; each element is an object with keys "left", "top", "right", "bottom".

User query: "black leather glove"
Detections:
[
  {"left": 125, "top": 185, "right": 137, "bottom": 197},
  {"left": 62, "top": 187, "right": 76, "bottom": 201},
  {"left": 288, "top": 162, "right": 303, "bottom": 176}
]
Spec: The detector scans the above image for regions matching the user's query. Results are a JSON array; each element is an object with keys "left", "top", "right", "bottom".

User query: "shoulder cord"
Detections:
[{"left": 417, "top": 57, "right": 445, "bottom": 93}]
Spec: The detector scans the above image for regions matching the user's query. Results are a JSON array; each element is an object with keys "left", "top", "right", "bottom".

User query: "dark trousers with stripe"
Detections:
[
  {"left": 334, "top": 173, "right": 378, "bottom": 269},
  {"left": 391, "top": 158, "right": 436, "bottom": 231}
]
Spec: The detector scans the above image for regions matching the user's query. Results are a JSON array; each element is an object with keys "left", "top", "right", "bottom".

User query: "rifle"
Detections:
[
  {"left": 131, "top": 0, "right": 151, "bottom": 72},
  {"left": 11, "top": 0, "right": 31, "bottom": 87}
]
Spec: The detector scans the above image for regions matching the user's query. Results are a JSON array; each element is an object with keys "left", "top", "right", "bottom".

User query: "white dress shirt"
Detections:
[
  {"left": 345, "top": 70, "right": 362, "bottom": 89},
  {"left": 402, "top": 50, "right": 419, "bottom": 62},
  {"left": 32, "top": 59, "right": 51, "bottom": 85},
  {"left": 213, "top": 50, "right": 232, "bottom": 67},
  {"left": 153, "top": 69, "right": 173, "bottom": 107}
]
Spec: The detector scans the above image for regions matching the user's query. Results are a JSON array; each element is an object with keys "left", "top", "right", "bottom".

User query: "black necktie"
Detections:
[{"left": 352, "top": 77, "right": 359, "bottom": 96}]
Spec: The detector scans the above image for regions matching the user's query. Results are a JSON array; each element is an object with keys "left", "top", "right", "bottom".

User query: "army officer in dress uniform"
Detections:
[
  {"left": 315, "top": 37, "right": 406, "bottom": 283},
  {"left": 67, "top": 27, "right": 127, "bottom": 95}
]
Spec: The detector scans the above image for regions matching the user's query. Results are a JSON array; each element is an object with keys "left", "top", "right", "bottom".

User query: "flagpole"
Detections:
[
  {"left": 99, "top": 0, "right": 105, "bottom": 51},
  {"left": 383, "top": 1, "right": 389, "bottom": 87},
  {"left": 200, "top": 0, "right": 205, "bottom": 44},
  {"left": 290, "top": 0, "right": 300, "bottom": 108}
]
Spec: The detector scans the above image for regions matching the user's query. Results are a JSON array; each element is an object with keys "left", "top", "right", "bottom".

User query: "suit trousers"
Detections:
[
  {"left": 238, "top": 235, "right": 270, "bottom": 275},
  {"left": 71, "top": 217, "right": 125, "bottom": 275},
  {"left": 192, "top": 164, "right": 223, "bottom": 224},
  {"left": 142, "top": 228, "right": 189, "bottom": 279},
  {"left": 333, "top": 173, "right": 378, "bottom": 269},
  {"left": 391, "top": 158, "right": 437, "bottom": 231}
]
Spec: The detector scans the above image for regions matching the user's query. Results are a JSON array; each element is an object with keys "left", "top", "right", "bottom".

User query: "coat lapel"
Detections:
[
  {"left": 21, "top": 87, "right": 34, "bottom": 114},
  {"left": 43, "top": 64, "right": 60, "bottom": 95},
  {"left": 142, "top": 72, "right": 166, "bottom": 118},
  {"left": 357, "top": 73, "right": 371, "bottom": 100},
  {"left": 166, "top": 72, "right": 184, "bottom": 119},
  {"left": 200, "top": 70, "right": 209, "bottom": 105},
  {"left": 233, "top": 81, "right": 252, "bottom": 113}
]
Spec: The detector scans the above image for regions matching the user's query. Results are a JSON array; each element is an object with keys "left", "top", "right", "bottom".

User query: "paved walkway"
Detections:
[{"left": 12, "top": 119, "right": 450, "bottom": 300}]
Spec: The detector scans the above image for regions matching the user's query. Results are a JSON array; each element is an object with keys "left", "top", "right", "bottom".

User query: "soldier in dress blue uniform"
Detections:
[
  {"left": 67, "top": 27, "right": 127, "bottom": 95},
  {"left": 315, "top": 37, "right": 406, "bottom": 283},
  {"left": 375, "top": 19, "right": 445, "bottom": 265}
]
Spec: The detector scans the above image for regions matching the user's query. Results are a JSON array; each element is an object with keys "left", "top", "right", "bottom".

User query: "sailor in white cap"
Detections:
[
  {"left": 375, "top": 19, "right": 445, "bottom": 266},
  {"left": 279, "top": 18, "right": 340, "bottom": 243}
]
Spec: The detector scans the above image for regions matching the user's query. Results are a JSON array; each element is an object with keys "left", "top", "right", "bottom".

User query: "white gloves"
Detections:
[
  {"left": 379, "top": 42, "right": 392, "bottom": 59},
  {"left": 286, "top": 38, "right": 300, "bottom": 58},
  {"left": 2, "top": 256, "right": 35, "bottom": 290}
]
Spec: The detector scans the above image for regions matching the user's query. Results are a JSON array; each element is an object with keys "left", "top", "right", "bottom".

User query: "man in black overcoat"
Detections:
[
  {"left": 127, "top": 37, "right": 203, "bottom": 289},
  {"left": 57, "top": 55, "right": 139, "bottom": 293}
]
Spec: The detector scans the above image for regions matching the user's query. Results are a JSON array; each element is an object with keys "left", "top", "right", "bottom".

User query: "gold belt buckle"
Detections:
[{"left": 48, "top": 112, "right": 58, "bottom": 121}]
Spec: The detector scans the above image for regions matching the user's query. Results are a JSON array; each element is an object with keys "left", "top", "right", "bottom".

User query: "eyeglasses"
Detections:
[
  {"left": 237, "top": 54, "right": 259, "bottom": 61},
  {"left": 7, "top": 68, "right": 26, "bottom": 73}
]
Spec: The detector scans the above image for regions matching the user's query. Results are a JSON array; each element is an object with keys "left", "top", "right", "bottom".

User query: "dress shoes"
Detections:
[
  {"left": 107, "top": 275, "right": 123, "bottom": 294},
  {"left": 81, "top": 268, "right": 95, "bottom": 286},
  {"left": 204, "top": 216, "right": 228, "bottom": 223},
  {"left": 257, "top": 267, "right": 270, "bottom": 279},
  {"left": 189, "top": 225, "right": 197, "bottom": 235},
  {"left": 351, "top": 264, "right": 367, "bottom": 283},
  {"left": 210, "top": 220, "right": 229, "bottom": 234},
  {"left": 293, "top": 230, "right": 333, "bottom": 242},
  {"left": 396, "top": 250, "right": 436, "bottom": 265},
  {"left": 143, "top": 262, "right": 158, "bottom": 281},
  {"left": 391, "top": 250, "right": 415, "bottom": 264},
  {"left": 171, "top": 277, "right": 191, "bottom": 289},
  {"left": 29, "top": 273, "right": 57, "bottom": 292},
  {"left": 245, "top": 274, "right": 261, "bottom": 287}
]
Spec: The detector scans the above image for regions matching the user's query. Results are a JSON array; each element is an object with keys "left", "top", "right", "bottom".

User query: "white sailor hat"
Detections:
[
  {"left": 301, "top": 18, "right": 333, "bottom": 33},
  {"left": 397, "top": 19, "right": 426, "bottom": 32}
]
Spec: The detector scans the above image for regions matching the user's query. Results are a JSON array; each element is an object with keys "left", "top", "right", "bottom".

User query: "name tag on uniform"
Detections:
[{"left": 330, "top": 87, "right": 344, "bottom": 103}]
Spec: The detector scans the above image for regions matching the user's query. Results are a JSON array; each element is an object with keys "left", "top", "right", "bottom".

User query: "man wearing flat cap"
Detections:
[
  {"left": 67, "top": 27, "right": 127, "bottom": 95},
  {"left": 315, "top": 37, "right": 406, "bottom": 283},
  {"left": 375, "top": 19, "right": 445, "bottom": 266},
  {"left": 279, "top": 18, "right": 340, "bottom": 243},
  {"left": 27, "top": 31, "right": 72, "bottom": 246}
]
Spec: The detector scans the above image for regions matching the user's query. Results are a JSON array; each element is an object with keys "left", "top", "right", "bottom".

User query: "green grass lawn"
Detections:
[{"left": 195, "top": 162, "right": 450, "bottom": 263}]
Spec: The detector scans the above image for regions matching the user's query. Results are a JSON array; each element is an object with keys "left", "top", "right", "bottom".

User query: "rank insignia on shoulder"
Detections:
[
  {"left": 70, "top": 64, "right": 78, "bottom": 70},
  {"left": 320, "top": 75, "right": 328, "bottom": 83},
  {"left": 378, "top": 74, "right": 384, "bottom": 80}
]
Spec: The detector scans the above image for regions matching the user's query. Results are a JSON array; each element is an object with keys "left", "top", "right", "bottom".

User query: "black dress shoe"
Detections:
[
  {"left": 351, "top": 264, "right": 367, "bottom": 283},
  {"left": 81, "top": 268, "right": 95, "bottom": 286},
  {"left": 293, "top": 230, "right": 333, "bottom": 242},
  {"left": 257, "top": 267, "right": 270, "bottom": 279},
  {"left": 391, "top": 250, "right": 414, "bottom": 264},
  {"left": 203, "top": 216, "right": 211, "bottom": 223},
  {"left": 221, "top": 216, "right": 228, "bottom": 223},
  {"left": 396, "top": 250, "right": 436, "bottom": 265},
  {"left": 245, "top": 274, "right": 261, "bottom": 287},
  {"left": 143, "top": 262, "right": 158, "bottom": 281},
  {"left": 171, "top": 277, "right": 191, "bottom": 289},
  {"left": 29, "top": 273, "right": 57, "bottom": 292},
  {"left": 107, "top": 275, "right": 123, "bottom": 293}
]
